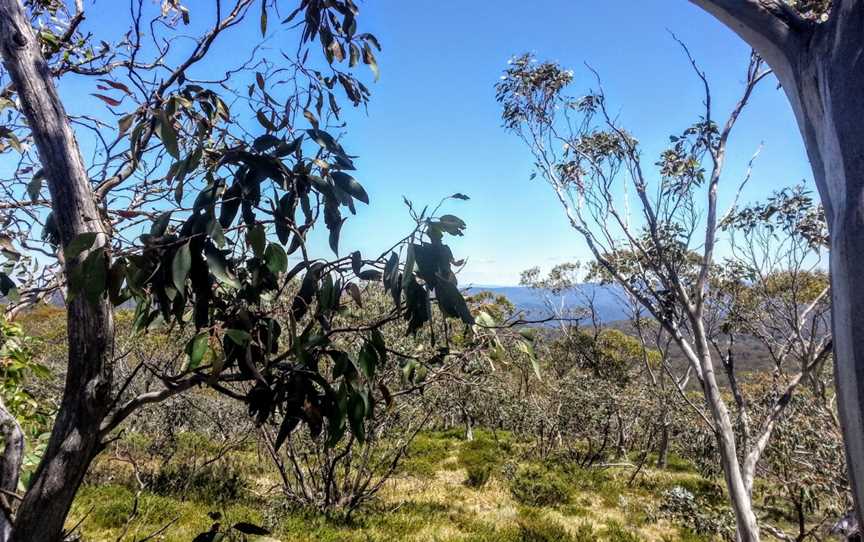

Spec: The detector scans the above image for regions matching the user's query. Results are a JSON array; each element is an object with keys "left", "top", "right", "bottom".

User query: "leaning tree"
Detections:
[
  {"left": 685, "top": 0, "right": 864, "bottom": 524},
  {"left": 0, "top": 1, "right": 481, "bottom": 541}
]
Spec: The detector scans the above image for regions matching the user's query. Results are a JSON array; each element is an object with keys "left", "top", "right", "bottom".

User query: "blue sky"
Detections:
[
  {"left": 49, "top": 1, "right": 814, "bottom": 286},
  {"left": 322, "top": 0, "right": 813, "bottom": 285}
]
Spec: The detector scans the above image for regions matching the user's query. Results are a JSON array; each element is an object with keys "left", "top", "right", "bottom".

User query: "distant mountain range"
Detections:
[
  {"left": 466, "top": 284, "right": 780, "bottom": 374},
  {"left": 465, "top": 284, "right": 630, "bottom": 325}
]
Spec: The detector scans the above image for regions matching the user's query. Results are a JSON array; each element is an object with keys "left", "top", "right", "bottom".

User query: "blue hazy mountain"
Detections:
[{"left": 465, "top": 284, "right": 630, "bottom": 324}]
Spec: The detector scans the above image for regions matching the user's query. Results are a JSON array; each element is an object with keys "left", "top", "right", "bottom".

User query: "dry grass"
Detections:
[{"left": 67, "top": 431, "right": 713, "bottom": 541}]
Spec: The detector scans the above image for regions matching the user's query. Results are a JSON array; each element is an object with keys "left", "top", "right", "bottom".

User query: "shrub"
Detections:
[
  {"left": 399, "top": 431, "right": 456, "bottom": 478},
  {"left": 515, "top": 510, "right": 574, "bottom": 542},
  {"left": 509, "top": 464, "right": 570, "bottom": 506},
  {"left": 459, "top": 435, "right": 504, "bottom": 488},
  {"left": 465, "top": 462, "right": 493, "bottom": 488},
  {"left": 145, "top": 462, "right": 246, "bottom": 504},
  {"left": 658, "top": 485, "right": 735, "bottom": 539}
]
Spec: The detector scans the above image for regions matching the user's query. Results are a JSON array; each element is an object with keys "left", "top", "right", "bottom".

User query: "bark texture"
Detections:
[
  {"left": 0, "top": 0, "right": 115, "bottom": 540},
  {"left": 691, "top": 0, "right": 864, "bottom": 530},
  {"left": 0, "top": 398, "right": 23, "bottom": 542}
]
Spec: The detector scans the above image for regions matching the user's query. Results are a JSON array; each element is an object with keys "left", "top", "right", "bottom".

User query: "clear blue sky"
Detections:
[
  {"left": 319, "top": 0, "right": 813, "bottom": 285},
  {"left": 58, "top": 1, "right": 814, "bottom": 286}
]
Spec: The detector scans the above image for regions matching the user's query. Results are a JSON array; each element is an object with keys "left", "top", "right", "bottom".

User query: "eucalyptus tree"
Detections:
[
  {"left": 0, "top": 1, "right": 477, "bottom": 540},
  {"left": 682, "top": 0, "right": 864, "bottom": 522},
  {"left": 498, "top": 51, "right": 829, "bottom": 541}
]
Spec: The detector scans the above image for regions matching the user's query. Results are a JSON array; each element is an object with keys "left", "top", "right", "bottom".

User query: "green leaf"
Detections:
[
  {"left": 224, "top": 329, "right": 251, "bottom": 345},
  {"left": 108, "top": 258, "right": 128, "bottom": 306},
  {"left": 256, "top": 109, "right": 276, "bottom": 132},
  {"left": 150, "top": 211, "right": 173, "bottom": 236},
  {"left": 186, "top": 332, "right": 210, "bottom": 369},
  {"left": 331, "top": 172, "right": 369, "bottom": 204},
  {"left": 328, "top": 216, "right": 344, "bottom": 255},
  {"left": 305, "top": 129, "right": 343, "bottom": 154},
  {"left": 219, "top": 183, "right": 242, "bottom": 229},
  {"left": 357, "top": 342, "right": 378, "bottom": 380},
  {"left": 63, "top": 232, "right": 98, "bottom": 261},
  {"left": 350, "top": 251, "right": 363, "bottom": 274},
  {"left": 348, "top": 391, "right": 367, "bottom": 444},
  {"left": 27, "top": 171, "right": 43, "bottom": 202},
  {"left": 346, "top": 282, "right": 362, "bottom": 307},
  {"left": 264, "top": 242, "right": 288, "bottom": 275},
  {"left": 172, "top": 242, "right": 192, "bottom": 292},
  {"left": 208, "top": 218, "right": 226, "bottom": 248},
  {"left": 247, "top": 224, "right": 266, "bottom": 257},
  {"left": 436, "top": 281, "right": 474, "bottom": 325},
  {"left": 317, "top": 273, "right": 338, "bottom": 312},
  {"left": 274, "top": 135, "right": 304, "bottom": 157},
  {"left": 259, "top": 0, "right": 268, "bottom": 36},
  {"left": 362, "top": 43, "right": 379, "bottom": 81},
  {"left": 435, "top": 214, "right": 467, "bottom": 236},
  {"left": 82, "top": 248, "right": 108, "bottom": 306},
  {"left": 205, "top": 245, "right": 240, "bottom": 289},
  {"left": 330, "top": 350, "right": 356, "bottom": 379},
  {"left": 402, "top": 244, "right": 415, "bottom": 289},
  {"left": 155, "top": 109, "right": 180, "bottom": 159},
  {"left": 273, "top": 413, "right": 301, "bottom": 452},
  {"left": 118, "top": 113, "right": 136, "bottom": 136},
  {"left": 253, "top": 134, "right": 280, "bottom": 152},
  {"left": 404, "top": 276, "right": 430, "bottom": 335}
]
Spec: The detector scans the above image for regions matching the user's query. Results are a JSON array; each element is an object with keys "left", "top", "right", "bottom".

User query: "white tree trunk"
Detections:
[
  {"left": 697, "top": 349, "right": 761, "bottom": 542},
  {"left": 691, "top": 0, "right": 864, "bottom": 527},
  {"left": 0, "top": 398, "right": 23, "bottom": 542}
]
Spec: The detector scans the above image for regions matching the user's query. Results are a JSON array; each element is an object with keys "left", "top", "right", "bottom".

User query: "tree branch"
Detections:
[{"left": 688, "top": 0, "right": 809, "bottom": 71}]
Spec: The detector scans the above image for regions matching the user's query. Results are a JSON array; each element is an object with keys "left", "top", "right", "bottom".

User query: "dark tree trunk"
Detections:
[
  {"left": 0, "top": 1, "right": 115, "bottom": 540},
  {"left": 691, "top": 0, "right": 864, "bottom": 529}
]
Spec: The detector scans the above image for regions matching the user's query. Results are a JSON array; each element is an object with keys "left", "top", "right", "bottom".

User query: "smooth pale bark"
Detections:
[
  {"left": 693, "top": 332, "right": 761, "bottom": 542},
  {"left": 0, "top": 398, "right": 23, "bottom": 541},
  {"left": 690, "top": 0, "right": 864, "bottom": 529},
  {"left": 0, "top": 0, "right": 115, "bottom": 540}
]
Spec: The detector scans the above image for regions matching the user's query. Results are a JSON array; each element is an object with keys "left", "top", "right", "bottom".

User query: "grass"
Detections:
[
  {"left": 67, "top": 429, "right": 724, "bottom": 541},
  {"left": 69, "top": 485, "right": 266, "bottom": 542}
]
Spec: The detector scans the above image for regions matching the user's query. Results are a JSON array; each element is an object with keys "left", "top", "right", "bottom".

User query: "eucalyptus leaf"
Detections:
[{"left": 172, "top": 242, "right": 192, "bottom": 292}]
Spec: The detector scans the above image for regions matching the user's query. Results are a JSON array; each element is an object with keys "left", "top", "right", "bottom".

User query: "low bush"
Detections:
[
  {"left": 399, "top": 431, "right": 457, "bottom": 478},
  {"left": 509, "top": 464, "right": 570, "bottom": 506},
  {"left": 459, "top": 435, "right": 506, "bottom": 488},
  {"left": 145, "top": 462, "right": 246, "bottom": 504},
  {"left": 465, "top": 462, "right": 493, "bottom": 488},
  {"left": 658, "top": 485, "right": 735, "bottom": 539},
  {"left": 514, "top": 509, "right": 574, "bottom": 542}
]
